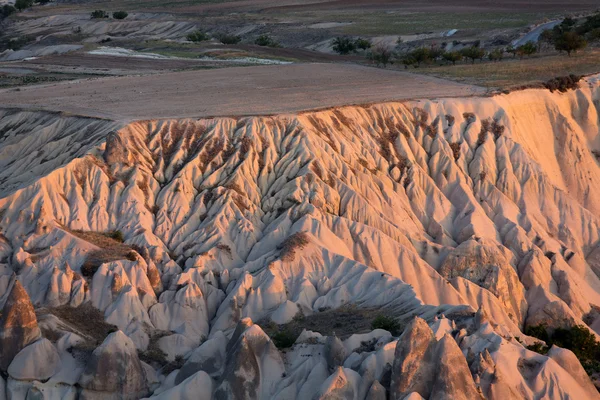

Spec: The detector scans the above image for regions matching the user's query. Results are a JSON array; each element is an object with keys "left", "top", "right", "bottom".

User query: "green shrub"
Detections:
[
  {"left": 371, "top": 314, "right": 401, "bottom": 336},
  {"left": 460, "top": 46, "right": 485, "bottom": 64},
  {"left": 14, "top": 0, "right": 33, "bottom": 11},
  {"left": 526, "top": 341, "right": 549, "bottom": 354},
  {"left": 187, "top": 30, "right": 210, "bottom": 42},
  {"left": 516, "top": 41, "right": 537, "bottom": 59},
  {"left": 1, "top": 4, "right": 16, "bottom": 18},
  {"left": 272, "top": 330, "right": 298, "bottom": 349},
  {"left": 552, "top": 325, "right": 600, "bottom": 360},
  {"left": 524, "top": 324, "right": 550, "bottom": 342},
  {"left": 442, "top": 51, "right": 462, "bottom": 65},
  {"left": 112, "top": 11, "right": 128, "bottom": 20},
  {"left": 108, "top": 230, "right": 124, "bottom": 242},
  {"left": 254, "top": 34, "right": 279, "bottom": 47},
  {"left": 218, "top": 34, "right": 241, "bottom": 45},
  {"left": 368, "top": 45, "right": 394, "bottom": 67},
  {"left": 488, "top": 48, "right": 504, "bottom": 62},
  {"left": 554, "top": 31, "right": 587, "bottom": 56},
  {"left": 90, "top": 10, "right": 108, "bottom": 19},
  {"left": 332, "top": 37, "right": 356, "bottom": 55},
  {"left": 525, "top": 323, "right": 600, "bottom": 378},
  {"left": 355, "top": 38, "right": 372, "bottom": 50}
]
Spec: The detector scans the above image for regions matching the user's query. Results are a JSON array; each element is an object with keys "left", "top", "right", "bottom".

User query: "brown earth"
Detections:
[{"left": 1, "top": 63, "right": 485, "bottom": 121}]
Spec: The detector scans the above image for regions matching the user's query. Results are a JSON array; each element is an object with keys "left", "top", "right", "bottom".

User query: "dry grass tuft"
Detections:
[
  {"left": 449, "top": 142, "right": 461, "bottom": 161},
  {"left": 278, "top": 232, "right": 310, "bottom": 262}
]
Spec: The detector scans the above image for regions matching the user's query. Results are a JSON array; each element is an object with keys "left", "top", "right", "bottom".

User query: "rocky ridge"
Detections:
[{"left": 0, "top": 75, "right": 599, "bottom": 398}]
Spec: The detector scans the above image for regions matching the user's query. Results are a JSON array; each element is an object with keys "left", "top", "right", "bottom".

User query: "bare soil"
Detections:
[{"left": 0, "top": 63, "right": 485, "bottom": 120}]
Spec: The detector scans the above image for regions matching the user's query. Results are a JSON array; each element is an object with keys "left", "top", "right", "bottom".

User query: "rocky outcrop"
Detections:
[
  {"left": 7, "top": 338, "right": 60, "bottom": 381},
  {"left": 390, "top": 317, "right": 480, "bottom": 400},
  {"left": 1, "top": 75, "right": 600, "bottom": 399},
  {"left": 214, "top": 319, "right": 284, "bottom": 400},
  {"left": 0, "top": 279, "right": 41, "bottom": 371},
  {"left": 390, "top": 317, "right": 436, "bottom": 399},
  {"left": 78, "top": 330, "right": 149, "bottom": 400},
  {"left": 440, "top": 239, "right": 527, "bottom": 326}
]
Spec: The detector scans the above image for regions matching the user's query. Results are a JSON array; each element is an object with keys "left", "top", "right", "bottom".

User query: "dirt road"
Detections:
[{"left": 1, "top": 63, "right": 485, "bottom": 121}]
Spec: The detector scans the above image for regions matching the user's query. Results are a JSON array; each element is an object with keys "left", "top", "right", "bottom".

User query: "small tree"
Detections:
[
  {"left": 401, "top": 55, "right": 416, "bottom": 68},
  {"left": 461, "top": 46, "right": 485, "bottom": 64},
  {"left": 355, "top": 37, "right": 372, "bottom": 51},
  {"left": 90, "top": 10, "right": 108, "bottom": 19},
  {"left": 1, "top": 4, "right": 17, "bottom": 16},
  {"left": 554, "top": 31, "right": 587, "bottom": 56},
  {"left": 506, "top": 44, "right": 517, "bottom": 58},
  {"left": 187, "top": 30, "right": 210, "bottom": 42},
  {"left": 488, "top": 48, "right": 504, "bottom": 62},
  {"left": 112, "top": 11, "right": 128, "bottom": 20},
  {"left": 255, "top": 34, "right": 278, "bottom": 47},
  {"left": 368, "top": 44, "right": 394, "bottom": 67},
  {"left": 332, "top": 37, "right": 356, "bottom": 55},
  {"left": 218, "top": 34, "right": 241, "bottom": 45},
  {"left": 15, "top": 0, "right": 33, "bottom": 11},
  {"left": 442, "top": 51, "right": 462, "bottom": 65},
  {"left": 540, "top": 29, "right": 556, "bottom": 45},
  {"left": 410, "top": 47, "right": 432, "bottom": 66},
  {"left": 516, "top": 41, "right": 537, "bottom": 59}
]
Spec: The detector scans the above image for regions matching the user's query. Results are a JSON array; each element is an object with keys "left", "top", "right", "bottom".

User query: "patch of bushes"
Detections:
[
  {"left": 14, "top": 0, "right": 33, "bottom": 11},
  {"left": 112, "top": 11, "right": 128, "bottom": 19},
  {"left": 460, "top": 46, "right": 486, "bottom": 64},
  {"left": 278, "top": 232, "right": 310, "bottom": 262},
  {"left": 332, "top": 36, "right": 371, "bottom": 55},
  {"left": 449, "top": 142, "right": 461, "bottom": 161},
  {"left": 187, "top": 30, "right": 210, "bottom": 42},
  {"left": 1, "top": 4, "right": 16, "bottom": 18},
  {"left": 0, "top": 36, "right": 31, "bottom": 51},
  {"left": 332, "top": 36, "right": 356, "bottom": 54},
  {"left": 90, "top": 10, "right": 108, "bottom": 19},
  {"left": 515, "top": 41, "right": 537, "bottom": 59},
  {"left": 355, "top": 38, "right": 371, "bottom": 50},
  {"left": 218, "top": 33, "right": 241, "bottom": 45},
  {"left": 108, "top": 230, "right": 125, "bottom": 242},
  {"left": 371, "top": 314, "right": 402, "bottom": 336},
  {"left": 544, "top": 74, "right": 581, "bottom": 93},
  {"left": 49, "top": 304, "right": 118, "bottom": 345},
  {"left": 526, "top": 324, "right": 600, "bottom": 375},
  {"left": 272, "top": 329, "right": 298, "bottom": 349},
  {"left": 254, "top": 34, "right": 279, "bottom": 47},
  {"left": 368, "top": 45, "right": 394, "bottom": 67},
  {"left": 442, "top": 51, "right": 462, "bottom": 65}
]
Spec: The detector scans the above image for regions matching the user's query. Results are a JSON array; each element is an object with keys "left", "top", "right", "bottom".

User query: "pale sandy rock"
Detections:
[
  {"left": 364, "top": 380, "right": 386, "bottom": 400},
  {"left": 176, "top": 331, "right": 227, "bottom": 383},
  {"left": 146, "top": 370, "right": 213, "bottom": 400},
  {"left": 547, "top": 345, "right": 599, "bottom": 399},
  {"left": 389, "top": 317, "right": 436, "bottom": 399},
  {"left": 78, "top": 330, "right": 149, "bottom": 400},
  {"left": 8, "top": 338, "right": 60, "bottom": 381},
  {"left": 440, "top": 239, "right": 526, "bottom": 325},
  {"left": 325, "top": 336, "right": 347, "bottom": 371},
  {"left": 0, "top": 279, "right": 41, "bottom": 371},
  {"left": 430, "top": 334, "right": 481, "bottom": 400},
  {"left": 214, "top": 320, "right": 284, "bottom": 400},
  {"left": 315, "top": 366, "right": 360, "bottom": 400}
]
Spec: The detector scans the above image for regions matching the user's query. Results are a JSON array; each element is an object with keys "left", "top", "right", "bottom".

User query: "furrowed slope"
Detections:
[{"left": 0, "top": 76, "right": 599, "bottom": 399}]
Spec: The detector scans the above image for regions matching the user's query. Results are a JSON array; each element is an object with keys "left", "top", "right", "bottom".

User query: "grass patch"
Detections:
[
  {"left": 412, "top": 49, "right": 600, "bottom": 89},
  {"left": 260, "top": 306, "right": 399, "bottom": 349},
  {"left": 68, "top": 229, "right": 138, "bottom": 277},
  {"left": 46, "top": 303, "right": 118, "bottom": 343},
  {"left": 371, "top": 314, "right": 402, "bottom": 335}
]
